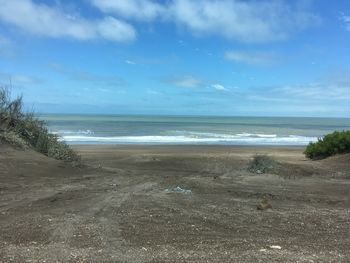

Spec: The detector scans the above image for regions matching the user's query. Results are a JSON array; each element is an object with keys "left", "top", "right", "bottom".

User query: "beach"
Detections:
[
  {"left": 1, "top": 143, "right": 350, "bottom": 262},
  {"left": 2, "top": 0, "right": 350, "bottom": 261}
]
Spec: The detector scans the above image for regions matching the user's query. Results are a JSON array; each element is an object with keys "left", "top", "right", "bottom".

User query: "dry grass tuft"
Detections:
[{"left": 0, "top": 87, "right": 80, "bottom": 164}]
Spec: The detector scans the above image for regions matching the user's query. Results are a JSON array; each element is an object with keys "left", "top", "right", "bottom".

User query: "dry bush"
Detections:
[
  {"left": 247, "top": 154, "right": 278, "bottom": 174},
  {"left": 0, "top": 87, "right": 80, "bottom": 164}
]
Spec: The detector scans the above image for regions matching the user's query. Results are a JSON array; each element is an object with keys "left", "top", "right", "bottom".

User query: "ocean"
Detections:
[{"left": 40, "top": 114, "right": 350, "bottom": 145}]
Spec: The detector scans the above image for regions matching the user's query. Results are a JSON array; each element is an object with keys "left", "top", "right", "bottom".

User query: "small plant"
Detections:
[
  {"left": 247, "top": 154, "right": 278, "bottom": 174},
  {"left": 304, "top": 130, "right": 350, "bottom": 160},
  {"left": 0, "top": 87, "right": 80, "bottom": 164}
]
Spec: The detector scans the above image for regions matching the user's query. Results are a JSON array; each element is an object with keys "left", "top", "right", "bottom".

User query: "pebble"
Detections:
[{"left": 269, "top": 245, "right": 282, "bottom": 250}]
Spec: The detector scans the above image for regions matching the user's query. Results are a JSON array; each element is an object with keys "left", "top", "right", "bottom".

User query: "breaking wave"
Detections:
[
  {"left": 52, "top": 129, "right": 94, "bottom": 135},
  {"left": 57, "top": 130, "right": 317, "bottom": 145}
]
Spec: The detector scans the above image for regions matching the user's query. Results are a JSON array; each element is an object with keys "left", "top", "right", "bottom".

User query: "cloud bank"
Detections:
[
  {"left": 0, "top": 0, "right": 319, "bottom": 43},
  {"left": 0, "top": 0, "right": 136, "bottom": 42},
  {"left": 225, "top": 51, "right": 277, "bottom": 65},
  {"left": 339, "top": 13, "right": 350, "bottom": 31},
  {"left": 90, "top": 0, "right": 319, "bottom": 42},
  {"left": 90, "top": 0, "right": 165, "bottom": 21}
]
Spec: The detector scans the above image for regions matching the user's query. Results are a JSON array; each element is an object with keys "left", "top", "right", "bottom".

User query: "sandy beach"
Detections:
[
  {"left": 2, "top": 0, "right": 350, "bottom": 261},
  {"left": 1, "top": 143, "right": 350, "bottom": 262}
]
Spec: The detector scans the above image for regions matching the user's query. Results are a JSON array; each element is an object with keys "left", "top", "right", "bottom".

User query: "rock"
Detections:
[{"left": 257, "top": 199, "right": 272, "bottom": 210}]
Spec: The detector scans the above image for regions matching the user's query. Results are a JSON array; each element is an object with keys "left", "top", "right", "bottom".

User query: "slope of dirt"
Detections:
[{"left": 0, "top": 144, "right": 349, "bottom": 262}]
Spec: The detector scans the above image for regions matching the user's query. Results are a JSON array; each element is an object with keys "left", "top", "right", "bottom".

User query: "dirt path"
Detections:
[{"left": 1, "top": 144, "right": 350, "bottom": 262}]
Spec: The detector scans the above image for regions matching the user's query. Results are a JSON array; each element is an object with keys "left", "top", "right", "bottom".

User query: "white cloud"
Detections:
[
  {"left": 288, "top": 76, "right": 347, "bottom": 100},
  {"left": 339, "top": 13, "right": 350, "bottom": 31},
  {"left": 125, "top": 60, "right": 136, "bottom": 65},
  {"left": 0, "top": 35, "right": 11, "bottom": 46},
  {"left": 244, "top": 74, "right": 350, "bottom": 103},
  {"left": 0, "top": 0, "right": 319, "bottom": 44},
  {"left": 146, "top": 89, "right": 162, "bottom": 95},
  {"left": 0, "top": 72, "right": 42, "bottom": 85},
  {"left": 96, "top": 17, "right": 136, "bottom": 42},
  {"left": 211, "top": 84, "right": 228, "bottom": 92},
  {"left": 0, "top": 0, "right": 136, "bottom": 42},
  {"left": 0, "top": 35, "right": 13, "bottom": 57},
  {"left": 278, "top": 82, "right": 350, "bottom": 100},
  {"left": 90, "top": 0, "right": 165, "bottom": 21},
  {"left": 49, "top": 63, "right": 126, "bottom": 87},
  {"left": 166, "top": 75, "right": 202, "bottom": 88},
  {"left": 11, "top": 75, "right": 42, "bottom": 85},
  {"left": 91, "top": 0, "right": 320, "bottom": 43},
  {"left": 225, "top": 51, "right": 277, "bottom": 65}
]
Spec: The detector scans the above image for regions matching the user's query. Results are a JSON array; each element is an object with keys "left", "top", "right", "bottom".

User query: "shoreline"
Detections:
[
  {"left": 72, "top": 143, "right": 307, "bottom": 146},
  {"left": 72, "top": 144, "right": 308, "bottom": 162},
  {"left": 72, "top": 144, "right": 307, "bottom": 152},
  {"left": 72, "top": 144, "right": 307, "bottom": 156}
]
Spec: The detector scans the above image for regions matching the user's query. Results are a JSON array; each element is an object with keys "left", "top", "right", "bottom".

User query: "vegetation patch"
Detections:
[
  {"left": 304, "top": 131, "right": 350, "bottom": 160},
  {"left": 0, "top": 87, "right": 80, "bottom": 164},
  {"left": 247, "top": 154, "right": 278, "bottom": 174}
]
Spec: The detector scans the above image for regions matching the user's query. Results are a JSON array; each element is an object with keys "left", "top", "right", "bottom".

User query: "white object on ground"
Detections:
[
  {"left": 269, "top": 245, "right": 282, "bottom": 249},
  {"left": 165, "top": 186, "right": 192, "bottom": 194}
]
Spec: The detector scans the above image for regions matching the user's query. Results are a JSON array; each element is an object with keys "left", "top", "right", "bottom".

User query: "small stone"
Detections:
[
  {"left": 257, "top": 199, "right": 272, "bottom": 210},
  {"left": 269, "top": 245, "right": 281, "bottom": 250}
]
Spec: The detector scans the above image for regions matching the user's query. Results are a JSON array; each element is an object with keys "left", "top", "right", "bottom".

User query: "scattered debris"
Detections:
[
  {"left": 260, "top": 245, "right": 282, "bottom": 251},
  {"left": 269, "top": 245, "right": 282, "bottom": 250},
  {"left": 165, "top": 186, "right": 192, "bottom": 194},
  {"left": 257, "top": 199, "right": 272, "bottom": 210}
]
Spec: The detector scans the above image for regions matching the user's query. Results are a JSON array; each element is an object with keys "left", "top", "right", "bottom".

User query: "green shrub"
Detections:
[
  {"left": 0, "top": 87, "right": 80, "bottom": 163},
  {"left": 247, "top": 154, "right": 278, "bottom": 174},
  {"left": 304, "top": 131, "right": 350, "bottom": 160}
]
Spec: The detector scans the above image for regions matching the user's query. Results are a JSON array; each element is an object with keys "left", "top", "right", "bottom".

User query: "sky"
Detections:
[{"left": 0, "top": 0, "right": 350, "bottom": 117}]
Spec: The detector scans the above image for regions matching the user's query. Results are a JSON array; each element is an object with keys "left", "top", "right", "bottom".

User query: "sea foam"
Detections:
[{"left": 59, "top": 132, "right": 317, "bottom": 145}]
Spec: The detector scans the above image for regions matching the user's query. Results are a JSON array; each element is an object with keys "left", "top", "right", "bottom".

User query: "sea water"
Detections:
[{"left": 40, "top": 114, "right": 350, "bottom": 145}]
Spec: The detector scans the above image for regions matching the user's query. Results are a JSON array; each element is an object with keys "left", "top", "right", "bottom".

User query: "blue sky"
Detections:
[{"left": 0, "top": 0, "right": 350, "bottom": 117}]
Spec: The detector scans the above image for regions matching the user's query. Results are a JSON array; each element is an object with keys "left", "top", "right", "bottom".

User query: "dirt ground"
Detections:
[{"left": 0, "top": 143, "right": 350, "bottom": 262}]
